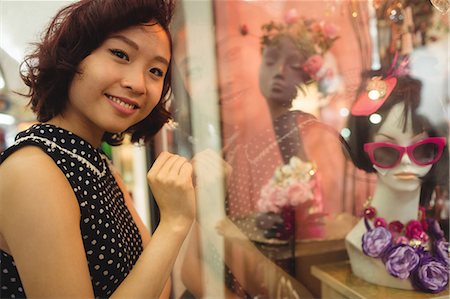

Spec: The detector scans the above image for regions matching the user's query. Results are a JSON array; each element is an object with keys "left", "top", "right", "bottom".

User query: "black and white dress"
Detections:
[{"left": 0, "top": 124, "right": 143, "bottom": 299}]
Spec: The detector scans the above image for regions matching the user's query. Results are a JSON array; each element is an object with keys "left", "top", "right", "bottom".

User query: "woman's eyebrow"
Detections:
[
  {"left": 108, "top": 34, "right": 169, "bottom": 66},
  {"left": 110, "top": 35, "right": 139, "bottom": 50},
  {"left": 154, "top": 55, "right": 170, "bottom": 67}
]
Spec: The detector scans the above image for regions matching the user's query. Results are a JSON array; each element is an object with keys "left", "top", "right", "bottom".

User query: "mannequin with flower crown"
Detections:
[
  {"left": 345, "top": 74, "right": 449, "bottom": 293},
  {"left": 225, "top": 9, "right": 346, "bottom": 243}
]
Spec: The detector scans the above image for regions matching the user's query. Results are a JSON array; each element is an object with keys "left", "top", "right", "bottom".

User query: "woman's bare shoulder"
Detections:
[
  {"left": 0, "top": 145, "right": 94, "bottom": 297},
  {"left": 1, "top": 145, "right": 61, "bottom": 183},
  {"left": 0, "top": 145, "right": 78, "bottom": 213}
]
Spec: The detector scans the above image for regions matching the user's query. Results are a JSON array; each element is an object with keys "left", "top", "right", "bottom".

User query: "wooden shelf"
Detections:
[{"left": 312, "top": 261, "right": 450, "bottom": 299}]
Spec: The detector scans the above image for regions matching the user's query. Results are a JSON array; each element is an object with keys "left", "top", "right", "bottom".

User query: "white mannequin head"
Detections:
[
  {"left": 371, "top": 102, "right": 433, "bottom": 192},
  {"left": 346, "top": 75, "right": 448, "bottom": 206}
]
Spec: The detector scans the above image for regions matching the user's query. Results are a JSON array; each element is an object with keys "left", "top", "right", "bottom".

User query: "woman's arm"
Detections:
[
  {"left": 0, "top": 148, "right": 194, "bottom": 299},
  {"left": 111, "top": 166, "right": 172, "bottom": 299},
  {"left": 0, "top": 146, "right": 95, "bottom": 298}
]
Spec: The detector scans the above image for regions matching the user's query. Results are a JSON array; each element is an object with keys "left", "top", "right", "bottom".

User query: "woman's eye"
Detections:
[
  {"left": 150, "top": 68, "right": 164, "bottom": 77},
  {"left": 109, "top": 49, "right": 129, "bottom": 61}
]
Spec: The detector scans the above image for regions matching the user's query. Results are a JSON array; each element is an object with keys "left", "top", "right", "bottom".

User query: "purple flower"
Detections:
[
  {"left": 384, "top": 244, "right": 420, "bottom": 279},
  {"left": 362, "top": 226, "right": 392, "bottom": 258},
  {"left": 434, "top": 239, "right": 450, "bottom": 267},
  {"left": 412, "top": 257, "right": 449, "bottom": 293}
]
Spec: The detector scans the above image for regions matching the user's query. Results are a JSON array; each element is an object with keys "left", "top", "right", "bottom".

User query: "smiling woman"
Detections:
[
  {"left": 64, "top": 23, "right": 171, "bottom": 145},
  {"left": 0, "top": 1, "right": 197, "bottom": 299}
]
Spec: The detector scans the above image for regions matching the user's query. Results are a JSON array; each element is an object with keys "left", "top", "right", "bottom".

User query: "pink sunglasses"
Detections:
[{"left": 364, "top": 137, "right": 447, "bottom": 169}]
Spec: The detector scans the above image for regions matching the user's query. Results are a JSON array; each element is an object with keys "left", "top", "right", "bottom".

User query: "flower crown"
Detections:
[
  {"left": 260, "top": 10, "right": 339, "bottom": 55},
  {"left": 259, "top": 9, "right": 339, "bottom": 78}
]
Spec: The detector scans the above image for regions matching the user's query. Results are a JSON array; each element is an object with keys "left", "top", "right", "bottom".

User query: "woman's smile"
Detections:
[{"left": 105, "top": 94, "right": 140, "bottom": 116}]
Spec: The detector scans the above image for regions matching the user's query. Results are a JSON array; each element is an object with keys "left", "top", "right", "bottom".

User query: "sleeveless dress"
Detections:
[{"left": 0, "top": 124, "right": 143, "bottom": 299}]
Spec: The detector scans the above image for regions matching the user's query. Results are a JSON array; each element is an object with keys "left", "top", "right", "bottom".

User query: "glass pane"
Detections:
[{"left": 169, "top": 0, "right": 449, "bottom": 298}]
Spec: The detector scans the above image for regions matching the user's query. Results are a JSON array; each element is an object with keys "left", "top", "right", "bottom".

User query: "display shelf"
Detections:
[{"left": 311, "top": 261, "right": 450, "bottom": 299}]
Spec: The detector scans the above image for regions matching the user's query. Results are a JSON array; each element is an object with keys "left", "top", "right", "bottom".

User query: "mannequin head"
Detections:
[
  {"left": 258, "top": 36, "right": 309, "bottom": 107},
  {"left": 346, "top": 74, "right": 448, "bottom": 202},
  {"left": 369, "top": 101, "right": 442, "bottom": 192},
  {"left": 258, "top": 13, "right": 339, "bottom": 109}
]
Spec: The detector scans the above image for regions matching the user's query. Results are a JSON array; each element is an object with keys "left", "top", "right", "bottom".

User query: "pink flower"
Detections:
[
  {"left": 363, "top": 206, "right": 377, "bottom": 219},
  {"left": 284, "top": 9, "right": 300, "bottom": 25},
  {"left": 323, "top": 22, "right": 339, "bottom": 39},
  {"left": 285, "top": 182, "right": 313, "bottom": 206},
  {"left": 258, "top": 184, "right": 287, "bottom": 213},
  {"left": 389, "top": 221, "right": 405, "bottom": 233},
  {"left": 302, "top": 54, "right": 323, "bottom": 78},
  {"left": 418, "top": 231, "right": 429, "bottom": 243},
  {"left": 374, "top": 217, "right": 387, "bottom": 228},
  {"left": 310, "top": 22, "right": 322, "bottom": 32},
  {"left": 405, "top": 220, "right": 424, "bottom": 240}
]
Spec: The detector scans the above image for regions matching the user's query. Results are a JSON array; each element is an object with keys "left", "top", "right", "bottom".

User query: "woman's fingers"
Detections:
[
  {"left": 147, "top": 152, "right": 195, "bottom": 225},
  {"left": 148, "top": 152, "right": 190, "bottom": 184}
]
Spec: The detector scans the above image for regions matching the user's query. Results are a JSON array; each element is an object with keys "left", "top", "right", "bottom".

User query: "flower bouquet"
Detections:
[{"left": 255, "top": 156, "right": 326, "bottom": 241}]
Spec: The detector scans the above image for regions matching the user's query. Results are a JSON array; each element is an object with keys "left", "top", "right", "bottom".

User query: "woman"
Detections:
[
  {"left": 345, "top": 74, "right": 449, "bottom": 293},
  {"left": 0, "top": 1, "right": 195, "bottom": 298}
]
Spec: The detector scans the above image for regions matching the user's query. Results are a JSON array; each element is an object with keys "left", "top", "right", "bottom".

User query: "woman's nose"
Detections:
[{"left": 121, "top": 69, "right": 146, "bottom": 94}]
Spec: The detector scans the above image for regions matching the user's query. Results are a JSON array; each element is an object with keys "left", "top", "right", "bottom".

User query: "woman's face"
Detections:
[
  {"left": 258, "top": 36, "right": 308, "bottom": 107},
  {"left": 372, "top": 102, "right": 432, "bottom": 192},
  {"left": 66, "top": 22, "right": 171, "bottom": 137}
]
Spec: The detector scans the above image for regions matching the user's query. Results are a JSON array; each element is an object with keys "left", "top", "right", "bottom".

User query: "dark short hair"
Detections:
[
  {"left": 344, "top": 72, "right": 449, "bottom": 205},
  {"left": 20, "top": 0, "right": 175, "bottom": 145}
]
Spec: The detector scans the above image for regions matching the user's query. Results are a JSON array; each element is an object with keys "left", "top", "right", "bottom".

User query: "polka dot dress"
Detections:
[{"left": 0, "top": 124, "right": 143, "bottom": 299}]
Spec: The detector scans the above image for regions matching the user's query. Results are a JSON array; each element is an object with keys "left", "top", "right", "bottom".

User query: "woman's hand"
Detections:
[
  {"left": 147, "top": 152, "right": 196, "bottom": 231},
  {"left": 190, "top": 149, "right": 232, "bottom": 228}
]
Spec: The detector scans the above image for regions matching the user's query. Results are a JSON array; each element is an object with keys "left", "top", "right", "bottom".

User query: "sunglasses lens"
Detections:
[
  {"left": 413, "top": 142, "right": 439, "bottom": 164},
  {"left": 373, "top": 146, "right": 400, "bottom": 167}
]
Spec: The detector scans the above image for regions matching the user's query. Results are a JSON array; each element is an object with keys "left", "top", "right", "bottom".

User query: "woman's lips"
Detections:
[{"left": 105, "top": 94, "right": 139, "bottom": 116}]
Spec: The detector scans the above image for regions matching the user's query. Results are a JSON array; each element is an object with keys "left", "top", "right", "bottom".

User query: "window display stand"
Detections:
[
  {"left": 311, "top": 261, "right": 449, "bottom": 299},
  {"left": 236, "top": 215, "right": 353, "bottom": 297}
]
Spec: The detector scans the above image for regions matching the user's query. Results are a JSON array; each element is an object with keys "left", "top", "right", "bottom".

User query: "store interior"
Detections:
[{"left": 1, "top": 1, "right": 449, "bottom": 298}]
